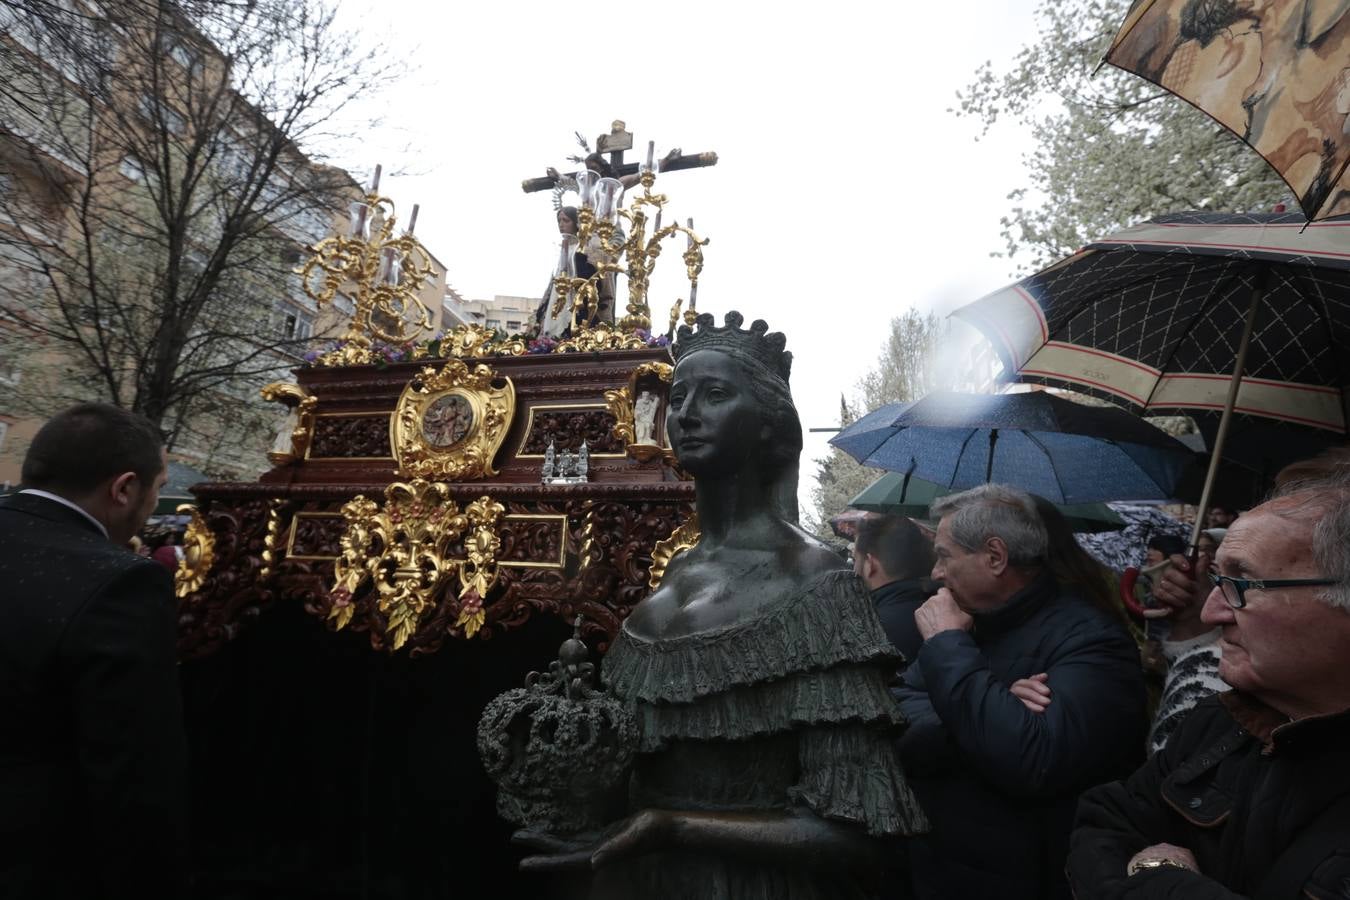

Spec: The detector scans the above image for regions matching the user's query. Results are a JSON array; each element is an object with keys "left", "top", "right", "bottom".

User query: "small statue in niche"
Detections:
[
  {"left": 576, "top": 442, "right": 589, "bottom": 479},
  {"left": 271, "top": 406, "right": 300, "bottom": 459},
  {"left": 633, "top": 390, "right": 659, "bottom": 446},
  {"left": 542, "top": 440, "right": 556, "bottom": 481},
  {"left": 507, "top": 312, "right": 927, "bottom": 898}
]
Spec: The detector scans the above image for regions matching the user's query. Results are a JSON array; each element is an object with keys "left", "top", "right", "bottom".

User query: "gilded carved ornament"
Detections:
[
  {"left": 390, "top": 359, "right": 515, "bottom": 481},
  {"left": 648, "top": 513, "right": 700, "bottom": 590},
  {"left": 328, "top": 480, "right": 506, "bottom": 649},
  {"left": 297, "top": 191, "right": 439, "bottom": 367},
  {"left": 556, "top": 322, "right": 650, "bottom": 354},
  {"left": 439, "top": 324, "right": 527, "bottom": 359},
  {"left": 259, "top": 500, "right": 288, "bottom": 580},
  {"left": 174, "top": 505, "right": 216, "bottom": 599},
  {"left": 604, "top": 361, "right": 675, "bottom": 464}
]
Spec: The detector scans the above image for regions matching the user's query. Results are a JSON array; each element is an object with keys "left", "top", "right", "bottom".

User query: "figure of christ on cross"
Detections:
[{"left": 520, "top": 119, "right": 719, "bottom": 195}]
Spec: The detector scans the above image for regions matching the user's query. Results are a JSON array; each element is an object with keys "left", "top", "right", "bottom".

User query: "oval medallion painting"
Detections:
[{"left": 421, "top": 393, "right": 475, "bottom": 449}]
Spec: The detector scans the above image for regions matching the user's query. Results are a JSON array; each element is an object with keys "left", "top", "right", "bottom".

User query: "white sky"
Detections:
[{"left": 331, "top": 0, "right": 1044, "bottom": 516}]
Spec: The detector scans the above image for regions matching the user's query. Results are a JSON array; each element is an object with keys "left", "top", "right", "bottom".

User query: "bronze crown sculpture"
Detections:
[{"left": 476, "top": 619, "right": 637, "bottom": 835}]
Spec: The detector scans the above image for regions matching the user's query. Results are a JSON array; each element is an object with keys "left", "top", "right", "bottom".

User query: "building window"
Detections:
[
  {"left": 486, "top": 318, "right": 501, "bottom": 329},
  {"left": 0, "top": 357, "right": 21, "bottom": 387},
  {"left": 169, "top": 42, "right": 199, "bottom": 71},
  {"left": 0, "top": 421, "right": 8, "bottom": 453},
  {"left": 506, "top": 320, "right": 521, "bottom": 331},
  {"left": 119, "top": 156, "right": 146, "bottom": 182},
  {"left": 139, "top": 95, "right": 186, "bottom": 135},
  {"left": 282, "top": 310, "right": 314, "bottom": 342}
]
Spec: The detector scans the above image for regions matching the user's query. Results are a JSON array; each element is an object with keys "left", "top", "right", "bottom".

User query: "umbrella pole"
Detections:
[
  {"left": 1190, "top": 279, "right": 1264, "bottom": 550},
  {"left": 985, "top": 429, "right": 999, "bottom": 483}
]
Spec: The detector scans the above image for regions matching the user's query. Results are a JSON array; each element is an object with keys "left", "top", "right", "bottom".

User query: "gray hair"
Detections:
[
  {"left": 1267, "top": 473, "right": 1350, "bottom": 611},
  {"left": 930, "top": 484, "right": 1048, "bottom": 567}
]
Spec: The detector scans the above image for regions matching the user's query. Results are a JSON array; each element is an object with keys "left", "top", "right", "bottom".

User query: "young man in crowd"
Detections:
[
  {"left": 853, "top": 513, "right": 935, "bottom": 665},
  {"left": 0, "top": 403, "right": 188, "bottom": 899}
]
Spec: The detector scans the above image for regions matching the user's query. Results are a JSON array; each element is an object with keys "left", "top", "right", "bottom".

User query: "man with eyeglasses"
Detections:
[{"left": 1067, "top": 475, "right": 1350, "bottom": 899}]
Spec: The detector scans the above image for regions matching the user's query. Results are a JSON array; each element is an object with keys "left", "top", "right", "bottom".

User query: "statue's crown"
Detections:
[{"left": 673, "top": 311, "right": 793, "bottom": 383}]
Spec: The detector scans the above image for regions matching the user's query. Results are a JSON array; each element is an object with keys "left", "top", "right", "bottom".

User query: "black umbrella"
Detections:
[
  {"left": 952, "top": 211, "right": 1350, "bottom": 543},
  {"left": 829, "top": 391, "right": 1193, "bottom": 505}
]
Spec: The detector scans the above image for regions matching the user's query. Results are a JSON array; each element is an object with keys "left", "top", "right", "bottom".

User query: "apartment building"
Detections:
[{"left": 0, "top": 1, "right": 447, "bottom": 483}]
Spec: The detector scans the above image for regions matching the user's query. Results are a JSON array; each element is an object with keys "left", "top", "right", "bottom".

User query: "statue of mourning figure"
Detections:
[{"left": 481, "top": 311, "right": 926, "bottom": 898}]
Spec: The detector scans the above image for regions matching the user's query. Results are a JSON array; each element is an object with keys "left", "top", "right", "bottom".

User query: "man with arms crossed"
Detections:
[{"left": 893, "top": 485, "right": 1145, "bottom": 900}]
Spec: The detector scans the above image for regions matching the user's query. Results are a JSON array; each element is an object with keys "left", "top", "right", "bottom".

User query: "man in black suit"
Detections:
[
  {"left": 0, "top": 403, "right": 187, "bottom": 898},
  {"left": 853, "top": 514, "right": 935, "bottom": 666}
]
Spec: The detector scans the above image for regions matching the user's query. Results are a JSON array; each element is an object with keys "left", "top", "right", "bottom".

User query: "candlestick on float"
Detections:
[{"left": 348, "top": 165, "right": 384, "bottom": 239}]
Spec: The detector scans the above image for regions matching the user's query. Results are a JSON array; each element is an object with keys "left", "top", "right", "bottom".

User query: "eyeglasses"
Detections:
[{"left": 1207, "top": 572, "right": 1339, "bottom": 610}]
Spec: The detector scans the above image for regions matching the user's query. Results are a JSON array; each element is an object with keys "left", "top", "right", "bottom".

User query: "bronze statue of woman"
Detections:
[{"left": 518, "top": 311, "right": 927, "bottom": 898}]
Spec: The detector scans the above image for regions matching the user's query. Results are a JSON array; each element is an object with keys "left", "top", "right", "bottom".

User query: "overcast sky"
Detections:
[{"left": 332, "top": 0, "right": 1044, "bottom": 516}]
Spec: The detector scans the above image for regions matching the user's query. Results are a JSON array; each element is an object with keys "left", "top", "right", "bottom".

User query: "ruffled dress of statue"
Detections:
[{"left": 596, "top": 569, "right": 929, "bottom": 900}]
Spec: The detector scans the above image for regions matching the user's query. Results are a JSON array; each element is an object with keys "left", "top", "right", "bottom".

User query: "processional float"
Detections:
[{"left": 174, "top": 128, "right": 715, "bottom": 660}]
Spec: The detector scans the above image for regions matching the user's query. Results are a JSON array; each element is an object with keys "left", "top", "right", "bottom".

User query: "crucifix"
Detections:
[{"left": 520, "top": 119, "right": 719, "bottom": 194}]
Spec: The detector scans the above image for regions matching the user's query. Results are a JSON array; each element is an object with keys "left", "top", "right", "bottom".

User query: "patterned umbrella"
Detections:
[
  {"left": 951, "top": 211, "right": 1350, "bottom": 541},
  {"left": 1105, "top": 0, "right": 1350, "bottom": 221}
]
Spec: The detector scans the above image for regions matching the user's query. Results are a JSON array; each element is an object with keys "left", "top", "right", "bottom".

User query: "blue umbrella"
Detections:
[{"left": 829, "top": 391, "right": 1193, "bottom": 505}]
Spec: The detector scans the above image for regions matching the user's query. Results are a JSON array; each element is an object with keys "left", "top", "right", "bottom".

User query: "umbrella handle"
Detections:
[{"left": 1120, "top": 566, "right": 1147, "bottom": 618}]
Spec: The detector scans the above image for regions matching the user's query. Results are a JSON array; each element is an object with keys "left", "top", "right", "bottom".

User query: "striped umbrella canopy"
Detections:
[{"left": 951, "top": 211, "right": 1350, "bottom": 541}]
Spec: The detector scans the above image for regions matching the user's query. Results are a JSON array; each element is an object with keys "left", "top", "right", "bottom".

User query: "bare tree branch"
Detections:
[{"left": 0, "top": 0, "right": 406, "bottom": 475}]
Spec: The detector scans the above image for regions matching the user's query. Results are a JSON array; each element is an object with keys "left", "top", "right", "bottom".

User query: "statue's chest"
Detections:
[{"left": 625, "top": 560, "right": 789, "bottom": 640}]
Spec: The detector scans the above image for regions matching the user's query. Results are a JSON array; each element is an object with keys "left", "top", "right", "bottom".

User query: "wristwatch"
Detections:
[{"left": 1127, "top": 856, "right": 1191, "bottom": 876}]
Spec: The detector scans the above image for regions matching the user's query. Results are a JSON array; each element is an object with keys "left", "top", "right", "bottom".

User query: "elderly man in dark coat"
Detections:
[
  {"left": 0, "top": 403, "right": 187, "bottom": 899},
  {"left": 1068, "top": 474, "right": 1350, "bottom": 898},
  {"left": 893, "top": 484, "right": 1146, "bottom": 900}
]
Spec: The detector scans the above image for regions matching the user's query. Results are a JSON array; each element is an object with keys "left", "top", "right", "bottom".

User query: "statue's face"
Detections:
[{"left": 667, "top": 350, "right": 765, "bottom": 476}]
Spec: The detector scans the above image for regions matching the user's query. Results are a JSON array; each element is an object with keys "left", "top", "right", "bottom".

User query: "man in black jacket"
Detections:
[
  {"left": 1068, "top": 475, "right": 1350, "bottom": 898},
  {"left": 0, "top": 403, "right": 187, "bottom": 899},
  {"left": 893, "top": 484, "right": 1146, "bottom": 900},
  {"left": 853, "top": 514, "right": 934, "bottom": 665}
]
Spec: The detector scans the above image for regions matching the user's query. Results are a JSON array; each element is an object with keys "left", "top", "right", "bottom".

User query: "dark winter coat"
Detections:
[
  {"left": 1069, "top": 691, "right": 1350, "bottom": 899},
  {"left": 0, "top": 492, "right": 188, "bottom": 899},
  {"left": 893, "top": 572, "right": 1147, "bottom": 900},
  {"left": 871, "top": 577, "right": 928, "bottom": 667}
]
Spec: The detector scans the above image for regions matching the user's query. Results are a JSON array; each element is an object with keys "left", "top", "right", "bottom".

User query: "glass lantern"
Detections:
[
  {"left": 575, "top": 170, "right": 600, "bottom": 209},
  {"left": 347, "top": 201, "right": 371, "bottom": 240},
  {"left": 594, "top": 178, "right": 624, "bottom": 224}
]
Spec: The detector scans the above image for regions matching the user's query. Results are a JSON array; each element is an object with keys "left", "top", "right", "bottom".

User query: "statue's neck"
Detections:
[{"left": 694, "top": 473, "right": 779, "bottom": 546}]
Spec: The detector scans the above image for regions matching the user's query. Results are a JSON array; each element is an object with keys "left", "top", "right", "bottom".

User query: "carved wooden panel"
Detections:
[
  {"left": 176, "top": 499, "right": 276, "bottom": 660},
  {"left": 288, "top": 512, "right": 346, "bottom": 559},
  {"left": 518, "top": 406, "right": 624, "bottom": 456},
  {"left": 495, "top": 515, "right": 567, "bottom": 567},
  {"left": 309, "top": 414, "right": 393, "bottom": 458}
]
